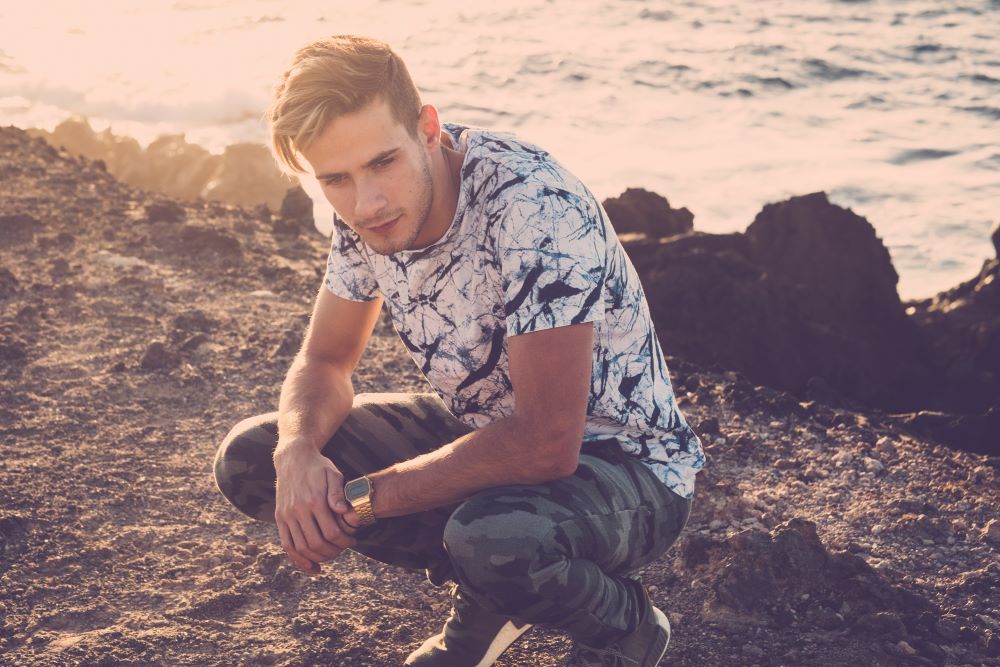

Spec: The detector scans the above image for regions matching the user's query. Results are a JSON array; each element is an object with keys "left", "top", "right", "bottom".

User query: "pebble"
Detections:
[
  {"left": 709, "top": 519, "right": 725, "bottom": 531},
  {"left": 862, "top": 457, "right": 885, "bottom": 473},
  {"left": 982, "top": 519, "right": 1000, "bottom": 545},
  {"left": 832, "top": 451, "right": 854, "bottom": 467},
  {"left": 895, "top": 640, "right": 917, "bottom": 656},
  {"left": 875, "top": 436, "right": 897, "bottom": 457}
]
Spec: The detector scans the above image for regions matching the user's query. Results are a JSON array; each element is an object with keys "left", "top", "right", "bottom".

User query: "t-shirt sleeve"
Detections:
[
  {"left": 324, "top": 217, "right": 380, "bottom": 301},
  {"left": 498, "top": 186, "right": 607, "bottom": 336}
]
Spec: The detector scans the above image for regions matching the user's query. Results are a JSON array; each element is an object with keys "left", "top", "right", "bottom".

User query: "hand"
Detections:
[{"left": 273, "top": 445, "right": 357, "bottom": 574}]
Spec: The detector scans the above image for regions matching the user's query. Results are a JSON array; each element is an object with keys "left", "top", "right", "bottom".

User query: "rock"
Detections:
[
  {"left": 170, "top": 309, "right": 216, "bottom": 341},
  {"left": 832, "top": 451, "right": 854, "bottom": 467},
  {"left": 856, "top": 611, "right": 907, "bottom": 640},
  {"left": 696, "top": 518, "right": 933, "bottom": 628},
  {"left": 890, "top": 408, "right": 1000, "bottom": 457},
  {"left": 145, "top": 200, "right": 187, "bottom": 223},
  {"left": 0, "top": 213, "right": 41, "bottom": 246},
  {"left": 202, "top": 142, "right": 290, "bottom": 210},
  {"left": 905, "top": 243, "right": 1000, "bottom": 416},
  {"left": 982, "top": 518, "right": 1000, "bottom": 545},
  {"left": 626, "top": 192, "right": 934, "bottom": 414},
  {"left": 696, "top": 417, "right": 719, "bottom": 435},
  {"left": 875, "top": 436, "right": 897, "bottom": 458},
  {"left": 602, "top": 187, "right": 694, "bottom": 239},
  {"left": 280, "top": 185, "right": 314, "bottom": 226},
  {"left": 934, "top": 616, "right": 962, "bottom": 641},
  {"left": 0, "top": 338, "right": 27, "bottom": 364},
  {"left": 992, "top": 220, "right": 999, "bottom": 257},
  {"left": 987, "top": 630, "right": 1000, "bottom": 656},
  {"left": 805, "top": 606, "right": 844, "bottom": 630},
  {"left": 140, "top": 341, "right": 178, "bottom": 371},
  {"left": 177, "top": 225, "right": 242, "bottom": 258},
  {"left": 861, "top": 457, "right": 885, "bottom": 474},
  {"left": 894, "top": 640, "right": 917, "bottom": 656},
  {"left": 269, "top": 328, "right": 301, "bottom": 360},
  {"left": 0, "top": 267, "right": 19, "bottom": 298}
]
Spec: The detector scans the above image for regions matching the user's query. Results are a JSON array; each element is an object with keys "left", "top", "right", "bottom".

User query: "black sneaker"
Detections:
[
  {"left": 564, "top": 582, "right": 671, "bottom": 666},
  {"left": 404, "top": 584, "right": 533, "bottom": 666}
]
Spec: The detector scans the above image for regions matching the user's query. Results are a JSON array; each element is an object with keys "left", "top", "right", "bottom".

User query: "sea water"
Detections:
[{"left": 1, "top": 0, "right": 997, "bottom": 300}]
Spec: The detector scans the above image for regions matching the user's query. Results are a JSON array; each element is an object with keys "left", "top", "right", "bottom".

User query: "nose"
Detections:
[{"left": 353, "top": 177, "right": 388, "bottom": 224}]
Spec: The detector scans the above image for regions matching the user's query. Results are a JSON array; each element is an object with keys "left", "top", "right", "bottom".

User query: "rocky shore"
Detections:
[{"left": 1, "top": 125, "right": 998, "bottom": 666}]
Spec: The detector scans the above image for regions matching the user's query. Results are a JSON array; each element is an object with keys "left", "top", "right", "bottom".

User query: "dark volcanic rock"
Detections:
[
  {"left": 602, "top": 187, "right": 694, "bottom": 239},
  {"left": 145, "top": 200, "right": 186, "bottom": 223},
  {"left": 0, "top": 213, "right": 42, "bottom": 246},
  {"left": 689, "top": 518, "right": 934, "bottom": 631},
  {"left": 745, "top": 192, "right": 904, "bottom": 331},
  {"left": 174, "top": 224, "right": 242, "bottom": 258},
  {"left": 888, "top": 408, "right": 1000, "bottom": 457},
  {"left": 905, "top": 243, "right": 1000, "bottom": 414},
  {"left": 140, "top": 341, "right": 178, "bottom": 371},
  {"left": 627, "top": 193, "right": 933, "bottom": 411},
  {"left": 275, "top": 185, "right": 314, "bottom": 233},
  {"left": 0, "top": 267, "right": 18, "bottom": 298}
]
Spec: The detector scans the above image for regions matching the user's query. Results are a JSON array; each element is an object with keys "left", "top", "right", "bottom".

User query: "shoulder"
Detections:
[{"left": 460, "top": 127, "right": 599, "bottom": 220}]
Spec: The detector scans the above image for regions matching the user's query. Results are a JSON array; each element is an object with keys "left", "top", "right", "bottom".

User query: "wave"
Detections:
[
  {"left": 802, "top": 58, "right": 873, "bottom": 82},
  {"left": 28, "top": 116, "right": 295, "bottom": 210},
  {"left": 960, "top": 106, "right": 1000, "bottom": 120},
  {"left": 888, "top": 148, "right": 960, "bottom": 166}
]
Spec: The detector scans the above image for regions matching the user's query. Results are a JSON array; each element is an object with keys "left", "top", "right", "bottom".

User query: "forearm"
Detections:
[
  {"left": 368, "top": 416, "right": 578, "bottom": 518},
  {"left": 274, "top": 352, "right": 354, "bottom": 460}
]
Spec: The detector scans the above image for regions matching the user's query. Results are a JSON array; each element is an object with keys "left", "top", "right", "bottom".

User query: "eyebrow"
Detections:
[{"left": 316, "top": 148, "right": 399, "bottom": 180}]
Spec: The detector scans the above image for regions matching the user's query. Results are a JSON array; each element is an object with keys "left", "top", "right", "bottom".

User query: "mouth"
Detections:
[{"left": 365, "top": 216, "right": 400, "bottom": 236}]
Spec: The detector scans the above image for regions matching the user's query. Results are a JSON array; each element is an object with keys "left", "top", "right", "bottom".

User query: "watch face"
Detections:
[{"left": 344, "top": 478, "right": 370, "bottom": 503}]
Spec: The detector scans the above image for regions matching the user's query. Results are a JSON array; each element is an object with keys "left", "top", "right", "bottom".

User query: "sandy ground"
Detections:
[{"left": 1, "top": 126, "right": 999, "bottom": 666}]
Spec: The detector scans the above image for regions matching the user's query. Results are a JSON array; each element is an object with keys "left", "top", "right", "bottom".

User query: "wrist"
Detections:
[{"left": 273, "top": 438, "right": 319, "bottom": 466}]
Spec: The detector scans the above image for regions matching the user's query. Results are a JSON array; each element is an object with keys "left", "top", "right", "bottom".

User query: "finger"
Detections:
[
  {"left": 316, "top": 507, "right": 357, "bottom": 550},
  {"left": 298, "top": 507, "right": 336, "bottom": 562},
  {"left": 326, "top": 468, "right": 350, "bottom": 514},
  {"left": 288, "top": 520, "right": 328, "bottom": 568},
  {"left": 278, "top": 520, "right": 318, "bottom": 573},
  {"left": 336, "top": 513, "right": 359, "bottom": 537}
]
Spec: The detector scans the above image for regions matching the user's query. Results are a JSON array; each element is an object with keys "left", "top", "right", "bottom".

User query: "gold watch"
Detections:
[{"left": 343, "top": 476, "right": 376, "bottom": 526}]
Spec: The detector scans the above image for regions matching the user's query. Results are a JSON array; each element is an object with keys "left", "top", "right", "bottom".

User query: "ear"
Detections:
[{"left": 416, "top": 104, "right": 441, "bottom": 150}]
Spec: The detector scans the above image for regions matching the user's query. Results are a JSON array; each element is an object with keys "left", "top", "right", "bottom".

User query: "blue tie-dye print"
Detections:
[{"left": 324, "top": 124, "right": 706, "bottom": 498}]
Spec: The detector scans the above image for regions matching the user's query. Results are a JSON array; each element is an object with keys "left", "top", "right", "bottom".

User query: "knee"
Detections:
[
  {"left": 213, "top": 413, "right": 279, "bottom": 522},
  {"left": 442, "top": 488, "right": 558, "bottom": 585}
]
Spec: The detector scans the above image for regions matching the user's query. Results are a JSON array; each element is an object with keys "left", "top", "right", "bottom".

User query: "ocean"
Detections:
[{"left": 1, "top": 0, "right": 997, "bottom": 300}]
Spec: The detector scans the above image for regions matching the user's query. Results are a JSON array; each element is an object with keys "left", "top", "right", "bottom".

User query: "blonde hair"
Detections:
[{"left": 267, "top": 35, "right": 423, "bottom": 174}]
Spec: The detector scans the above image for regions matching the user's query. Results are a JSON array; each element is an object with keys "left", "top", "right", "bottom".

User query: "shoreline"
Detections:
[
  {"left": 2, "top": 124, "right": 999, "bottom": 665},
  {"left": 22, "top": 115, "right": 991, "bottom": 304}
]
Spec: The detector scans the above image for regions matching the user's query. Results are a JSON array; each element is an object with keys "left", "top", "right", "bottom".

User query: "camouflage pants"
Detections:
[{"left": 213, "top": 393, "right": 692, "bottom": 645}]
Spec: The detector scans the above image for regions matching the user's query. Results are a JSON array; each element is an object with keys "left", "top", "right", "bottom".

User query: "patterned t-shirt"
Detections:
[{"left": 325, "top": 123, "right": 705, "bottom": 498}]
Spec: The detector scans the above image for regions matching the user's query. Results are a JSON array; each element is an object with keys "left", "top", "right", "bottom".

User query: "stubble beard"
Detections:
[{"left": 368, "top": 150, "right": 435, "bottom": 256}]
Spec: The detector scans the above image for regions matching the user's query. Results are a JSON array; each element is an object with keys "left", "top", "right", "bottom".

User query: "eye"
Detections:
[
  {"left": 322, "top": 175, "right": 345, "bottom": 187},
  {"left": 373, "top": 157, "right": 394, "bottom": 169}
]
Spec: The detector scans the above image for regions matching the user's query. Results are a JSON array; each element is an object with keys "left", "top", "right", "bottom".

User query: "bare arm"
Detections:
[
  {"left": 272, "top": 285, "right": 382, "bottom": 573},
  {"left": 348, "top": 322, "right": 593, "bottom": 521}
]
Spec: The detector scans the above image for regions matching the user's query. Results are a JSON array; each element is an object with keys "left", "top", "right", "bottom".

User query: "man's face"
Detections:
[{"left": 302, "top": 98, "right": 434, "bottom": 255}]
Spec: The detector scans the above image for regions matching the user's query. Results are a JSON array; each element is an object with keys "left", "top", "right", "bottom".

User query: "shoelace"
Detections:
[{"left": 567, "top": 643, "right": 641, "bottom": 666}]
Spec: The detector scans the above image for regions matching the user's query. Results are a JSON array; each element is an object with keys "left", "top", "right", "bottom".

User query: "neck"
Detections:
[{"left": 417, "top": 142, "right": 463, "bottom": 247}]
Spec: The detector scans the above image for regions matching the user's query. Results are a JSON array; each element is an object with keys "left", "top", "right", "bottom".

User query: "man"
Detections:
[{"left": 214, "top": 35, "right": 705, "bottom": 666}]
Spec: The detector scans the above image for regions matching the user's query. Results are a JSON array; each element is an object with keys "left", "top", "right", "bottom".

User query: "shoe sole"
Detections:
[
  {"left": 474, "top": 620, "right": 533, "bottom": 667},
  {"left": 648, "top": 607, "right": 671, "bottom": 666}
]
